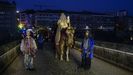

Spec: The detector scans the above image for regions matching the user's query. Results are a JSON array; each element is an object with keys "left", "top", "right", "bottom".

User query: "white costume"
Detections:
[{"left": 20, "top": 30, "right": 37, "bottom": 69}]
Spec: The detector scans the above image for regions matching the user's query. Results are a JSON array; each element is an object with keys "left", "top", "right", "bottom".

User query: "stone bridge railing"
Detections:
[
  {"left": 95, "top": 41, "right": 133, "bottom": 53},
  {"left": 0, "top": 41, "right": 20, "bottom": 73},
  {"left": 75, "top": 41, "right": 133, "bottom": 72}
]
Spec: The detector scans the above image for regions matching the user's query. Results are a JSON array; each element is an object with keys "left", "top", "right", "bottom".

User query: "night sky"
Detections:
[{"left": 15, "top": 0, "right": 133, "bottom": 15}]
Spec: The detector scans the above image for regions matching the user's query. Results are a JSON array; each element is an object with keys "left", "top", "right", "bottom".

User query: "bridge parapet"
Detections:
[
  {"left": 0, "top": 41, "right": 20, "bottom": 73},
  {"left": 75, "top": 41, "right": 133, "bottom": 72},
  {"left": 96, "top": 41, "right": 133, "bottom": 53}
]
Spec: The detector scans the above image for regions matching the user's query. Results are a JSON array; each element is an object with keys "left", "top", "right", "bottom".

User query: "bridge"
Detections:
[{"left": 0, "top": 41, "right": 133, "bottom": 75}]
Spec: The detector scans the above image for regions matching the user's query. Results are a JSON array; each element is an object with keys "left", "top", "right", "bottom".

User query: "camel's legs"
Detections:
[
  {"left": 60, "top": 42, "right": 64, "bottom": 61},
  {"left": 55, "top": 45, "right": 59, "bottom": 59},
  {"left": 66, "top": 47, "right": 70, "bottom": 61}
]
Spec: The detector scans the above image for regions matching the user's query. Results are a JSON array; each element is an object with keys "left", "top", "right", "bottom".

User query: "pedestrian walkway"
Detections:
[{"left": 2, "top": 43, "right": 133, "bottom": 75}]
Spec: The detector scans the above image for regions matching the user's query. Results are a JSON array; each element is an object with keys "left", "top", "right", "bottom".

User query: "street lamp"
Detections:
[{"left": 16, "top": 10, "right": 19, "bottom": 13}]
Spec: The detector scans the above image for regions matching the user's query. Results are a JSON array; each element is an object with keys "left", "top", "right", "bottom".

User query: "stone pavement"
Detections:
[{"left": 1, "top": 43, "right": 133, "bottom": 75}]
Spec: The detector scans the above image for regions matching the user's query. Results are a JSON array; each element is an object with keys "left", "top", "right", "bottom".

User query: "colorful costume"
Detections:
[
  {"left": 20, "top": 37, "right": 37, "bottom": 69},
  {"left": 81, "top": 37, "right": 94, "bottom": 69}
]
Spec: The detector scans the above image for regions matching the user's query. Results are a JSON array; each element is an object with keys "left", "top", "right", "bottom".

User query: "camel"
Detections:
[{"left": 55, "top": 13, "right": 74, "bottom": 61}]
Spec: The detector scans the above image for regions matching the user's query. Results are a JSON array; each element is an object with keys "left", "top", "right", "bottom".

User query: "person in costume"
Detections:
[
  {"left": 20, "top": 29, "right": 37, "bottom": 70},
  {"left": 81, "top": 30, "right": 94, "bottom": 70}
]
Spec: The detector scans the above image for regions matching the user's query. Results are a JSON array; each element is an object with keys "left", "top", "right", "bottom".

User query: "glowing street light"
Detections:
[
  {"left": 16, "top": 10, "right": 20, "bottom": 13},
  {"left": 18, "top": 23, "right": 23, "bottom": 29}
]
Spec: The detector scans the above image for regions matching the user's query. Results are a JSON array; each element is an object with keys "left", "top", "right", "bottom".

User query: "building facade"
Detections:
[
  {"left": 20, "top": 10, "right": 133, "bottom": 32},
  {"left": 33, "top": 11, "right": 115, "bottom": 31},
  {"left": 69, "top": 13, "right": 115, "bottom": 31},
  {"left": 0, "top": 1, "right": 16, "bottom": 42},
  {"left": 35, "top": 12, "right": 60, "bottom": 27}
]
